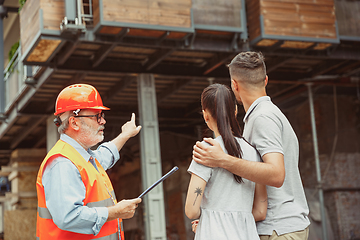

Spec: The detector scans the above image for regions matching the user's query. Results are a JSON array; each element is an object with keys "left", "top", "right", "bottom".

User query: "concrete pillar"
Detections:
[
  {"left": 0, "top": 16, "right": 5, "bottom": 114},
  {"left": 137, "top": 74, "right": 167, "bottom": 240}
]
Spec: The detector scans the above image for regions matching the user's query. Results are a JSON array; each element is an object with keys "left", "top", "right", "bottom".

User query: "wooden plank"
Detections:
[
  {"left": 260, "top": 0, "right": 337, "bottom": 40},
  {"left": 193, "top": 0, "right": 242, "bottom": 28},
  {"left": 102, "top": 6, "right": 149, "bottom": 24},
  {"left": 100, "top": 0, "right": 191, "bottom": 29},
  {"left": 1, "top": 166, "right": 39, "bottom": 172},
  {"left": 261, "top": 0, "right": 334, "bottom": 6},
  {"left": 256, "top": 39, "right": 279, "bottom": 47},
  {"left": 93, "top": 0, "right": 100, "bottom": 26},
  {"left": 104, "top": 0, "right": 149, "bottom": 8},
  {"left": 127, "top": 28, "right": 166, "bottom": 38},
  {"left": 298, "top": 3, "right": 334, "bottom": 13},
  {"left": 334, "top": 0, "right": 360, "bottom": 37},
  {"left": 99, "top": 26, "right": 123, "bottom": 35},
  {"left": 20, "top": 0, "right": 40, "bottom": 56},
  {"left": 280, "top": 41, "right": 314, "bottom": 49},
  {"left": 313, "top": 43, "right": 332, "bottom": 50},
  {"left": 149, "top": 0, "right": 191, "bottom": 10},
  {"left": 246, "top": 0, "right": 261, "bottom": 41},
  {"left": 149, "top": 10, "right": 191, "bottom": 27},
  {"left": 10, "top": 148, "right": 46, "bottom": 160},
  {"left": 27, "top": 39, "right": 62, "bottom": 62},
  {"left": 41, "top": 1, "right": 65, "bottom": 30},
  {"left": 4, "top": 209, "right": 37, "bottom": 240},
  {"left": 264, "top": 21, "right": 337, "bottom": 39},
  {"left": 196, "top": 29, "right": 234, "bottom": 36},
  {"left": 166, "top": 32, "right": 188, "bottom": 39}
]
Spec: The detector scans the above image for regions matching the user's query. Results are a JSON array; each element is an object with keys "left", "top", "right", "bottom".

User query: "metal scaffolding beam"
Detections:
[{"left": 307, "top": 83, "right": 328, "bottom": 240}]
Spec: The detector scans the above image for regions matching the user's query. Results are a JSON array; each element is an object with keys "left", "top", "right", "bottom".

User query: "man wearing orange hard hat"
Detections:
[{"left": 36, "top": 84, "right": 142, "bottom": 240}]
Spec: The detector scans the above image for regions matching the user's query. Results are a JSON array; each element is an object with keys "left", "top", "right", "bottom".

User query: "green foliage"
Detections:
[
  {"left": 19, "top": 0, "right": 27, "bottom": 11},
  {"left": 6, "top": 41, "right": 20, "bottom": 77},
  {"left": 19, "top": 0, "right": 27, "bottom": 7},
  {"left": 8, "top": 41, "right": 19, "bottom": 61}
]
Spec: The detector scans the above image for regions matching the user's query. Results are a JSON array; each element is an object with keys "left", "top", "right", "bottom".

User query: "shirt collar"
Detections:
[
  {"left": 243, "top": 96, "right": 271, "bottom": 123},
  {"left": 60, "top": 134, "right": 92, "bottom": 162}
]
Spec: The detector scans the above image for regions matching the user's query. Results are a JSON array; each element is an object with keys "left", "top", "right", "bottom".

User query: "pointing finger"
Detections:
[{"left": 131, "top": 113, "right": 136, "bottom": 122}]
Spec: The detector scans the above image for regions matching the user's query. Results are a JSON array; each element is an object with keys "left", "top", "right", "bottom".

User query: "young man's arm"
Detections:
[{"left": 192, "top": 138, "right": 285, "bottom": 187}]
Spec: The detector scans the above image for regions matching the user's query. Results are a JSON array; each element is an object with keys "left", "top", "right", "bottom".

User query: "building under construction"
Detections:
[{"left": 0, "top": 0, "right": 359, "bottom": 239}]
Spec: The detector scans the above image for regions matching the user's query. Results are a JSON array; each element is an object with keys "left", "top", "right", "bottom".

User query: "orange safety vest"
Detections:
[{"left": 36, "top": 140, "right": 125, "bottom": 240}]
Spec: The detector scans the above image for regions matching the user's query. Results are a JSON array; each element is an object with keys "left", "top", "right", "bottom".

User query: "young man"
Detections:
[
  {"left": 36, "top": 84, "right": 142, "bottom": 239},
  {"left": 192, "top": 52, "right": 310, "bottom": 239}
]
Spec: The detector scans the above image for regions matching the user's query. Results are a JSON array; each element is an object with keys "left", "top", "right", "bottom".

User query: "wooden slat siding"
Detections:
[
  {"left": 256, "top": 39, "right": 279, "bottom": 47},
  {"left": 245, "top": 0, "right": 261, "bottom": 42},
  {"left": 192, "top": 0, "right": 242, "bottom": 28},
  {"left": 99, "top": 27, "right": 123, "bottom": 35},
  {"left": 261, "top": 0, "right": 337, "bottom": 40},
  {"left": 102, "top": 5, "right": 149, "bottom": 24},
  {"left": 335, "top": 0, "right": 360, "bottom": 37},
  {"left": 41, "top": 0, "right": 65, "bottom": 31},
  {"left": 148, "top": 8, "right": 191, "bottom": 27},
  {"left": 127, "top": 29, "right": 166, "bottom": 38},
  {"left": 20, "top": 0, "right": 40, "bottom": 56},
  {"left": 280, "top": 41, "right": 314, "bottom": 49},
  {"left": 261, "top": 0, "right": 334, "bottom": 4},
  {"left": 196, "top": 30, "right": 234, "bottom": 36},
  {"left": 99, "top": 0, "right": 191, "bottom": 29},
  {"left": 166, "top": 32, "right": 188, "bottom": 39},
  {"left": 27, "top": 39, "right": 62, "bottom": 62},
  {"left": 93, "top": 0, "right": 100, "bottom": 27}
]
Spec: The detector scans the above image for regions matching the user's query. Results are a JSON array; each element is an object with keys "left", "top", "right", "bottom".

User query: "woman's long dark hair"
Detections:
[{"left": 201, "top": 83, "right": 244, "bottom": 183}]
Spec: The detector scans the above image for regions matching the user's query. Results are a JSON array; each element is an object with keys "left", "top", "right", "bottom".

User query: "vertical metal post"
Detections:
[
  {"left": 137, "top": 74, "right": 167, "bottom": 240},
  {"left": 76, "top": 0, "right": 82, "bottom": 25},
  {"left": 307, "top": 83, "right": 328, "bottom": 240},
  {"left": 0, "top": 16, "right": 5, "bottom": 114},
  {"left": 64, "top": 0, "right": 77, "bottom": 22}
]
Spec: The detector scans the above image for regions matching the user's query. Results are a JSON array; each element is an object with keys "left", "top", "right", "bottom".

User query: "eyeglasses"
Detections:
[{"left": 73, "top": 112, "right": 105, "bottom": 124}]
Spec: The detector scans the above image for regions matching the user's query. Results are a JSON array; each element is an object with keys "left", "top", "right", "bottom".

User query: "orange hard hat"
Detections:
[{"left": 54, "top": 84, "right": 110, "bottom": 115}]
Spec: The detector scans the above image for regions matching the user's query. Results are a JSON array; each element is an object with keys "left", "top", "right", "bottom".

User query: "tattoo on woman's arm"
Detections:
[{"left": 193, "top": 187, "right": 203, "bottom": 206}]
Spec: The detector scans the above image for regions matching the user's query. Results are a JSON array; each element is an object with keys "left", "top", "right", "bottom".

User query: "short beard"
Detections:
[{"left": 78, "top": 119, "right": 104, "bottom": 149}]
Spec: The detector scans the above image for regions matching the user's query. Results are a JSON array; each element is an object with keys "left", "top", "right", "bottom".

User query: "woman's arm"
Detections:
[
  {"left": 252, "top": 183, "right": 267, "bottom": 222},
  {"left": 185, "top": 173, "right": 206, "bottom": 219}
]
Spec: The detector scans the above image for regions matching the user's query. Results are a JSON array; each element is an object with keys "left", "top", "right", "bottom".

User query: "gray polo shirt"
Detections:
[{"left": 243, "top": 96, "right": 310, "bottom": 235}]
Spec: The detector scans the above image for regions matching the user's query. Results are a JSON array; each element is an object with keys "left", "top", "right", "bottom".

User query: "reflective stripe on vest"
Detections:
[
  {"left": 36, "top": 232, "right": 118, "bottom": 240},
  {"left": 38, "top": 192, "right": 115, "bottom": 219}
]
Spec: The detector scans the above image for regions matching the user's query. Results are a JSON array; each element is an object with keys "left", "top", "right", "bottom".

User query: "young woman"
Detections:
[{"left": 185, "top": 84, "right": 267, "bottom": 240}]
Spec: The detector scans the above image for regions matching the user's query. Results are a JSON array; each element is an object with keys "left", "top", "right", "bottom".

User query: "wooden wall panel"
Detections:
[
  {"left": 246, "top": 0, "right": 261, "bottom": 41},
  {"left": 260, "top": 0, "right": 337, "bottom": 39},
  {"left": 335, "top": 0, "right": 360, "bottom": 37},
  {"left": 93, "top": 0, "right": 100, "bottom": 27},
  {"left": 100, "top": 0, "right": 191, "bottom": 28},
  {"left": 20, "top": 0, "right": 40, "bottom": 56},
  {"left": 192, "top": 0, "right": 242, "bottom": 28},
  {"left": 41, "top": 0, "right": 65, "bottom": 31},
  {"left": 149, "top": 0, "right": 191, "bottom": 27}
]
